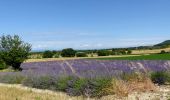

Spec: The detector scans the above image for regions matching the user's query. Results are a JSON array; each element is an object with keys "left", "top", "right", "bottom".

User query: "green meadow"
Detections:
[{"left": 92, "top": 54, "right": 170, "bottom": 60}]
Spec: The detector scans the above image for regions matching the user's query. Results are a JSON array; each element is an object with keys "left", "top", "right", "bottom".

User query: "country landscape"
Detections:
[{"left": 1, "top": 0, "right": 170, "bottom": 100}]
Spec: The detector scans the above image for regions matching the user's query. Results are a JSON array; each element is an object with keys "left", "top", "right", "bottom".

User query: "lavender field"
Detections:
[
  {"left": 1, "top": 59, "right": 170, "bottom": 78},
  {"left": 10, "top": 59, "right": 169, "bottom": 78},
  {"left": 0, "top": 59, "right": 170, "bottom": 98}
]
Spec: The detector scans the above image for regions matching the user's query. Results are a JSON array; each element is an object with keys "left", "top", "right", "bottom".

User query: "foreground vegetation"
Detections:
[
  {"left": 1, "top": 82, "right": 170, "bottom": 100},
  {"left": 0, "top": 71, "right": 170, "bottom": 98},
  {"left": 0, "top": 84, "right": 84, "bottom": 100}
]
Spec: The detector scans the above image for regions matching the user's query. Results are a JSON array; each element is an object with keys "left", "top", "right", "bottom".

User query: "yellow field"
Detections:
[
  {"left": 25, "top": 57, "right": 81, "bottom": 62},
  {"left": 132, "top": 47, "right": 170, "bottom": 54},
  {"left": 25, "top": 55, "right": 141, "bottom": 63}
]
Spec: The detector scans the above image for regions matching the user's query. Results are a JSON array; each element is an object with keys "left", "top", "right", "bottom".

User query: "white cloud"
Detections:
[{"left": 28, "top": 35, "right": 170, "bottom": 50}]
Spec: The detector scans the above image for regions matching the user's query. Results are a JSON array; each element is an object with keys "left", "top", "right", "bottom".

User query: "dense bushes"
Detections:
[
  {"left": 97, "top": 50, "right": 111, "bottom": 56},
  {"left": 61, "top": 48, "right": 76, "bottom": 57},
  {"left": 23, "top": 76, "right": 112, "bottom": 97},
  {"left": 112, "top": 49, "right": 132, "bottom": 55},
  {"left": 0, "top": 60, "right": 7, "bottom": 70},
  {"left": 0, "top": 73, "right": 24, "bottom": 84},
  {"left": 0, "top": 72, "right": 170, "bottom": 97},
  {"left": 0, "top": 72, "right": 159, "bottom": 97},
  {"left": 0, "top": 74, "right": 113, "bottom": 97},
  {"left": 160, "top": 50, "right": 167, "bottom": 54},
  {"left": 150, "top": 71, "right": 170, "bottom": 85},
  {"left": 97, "top": 49, "right": 132, "bottom": 56},
  {"left": 43, "top": 50, "right": 54, "bottom": 58},
  {"left": 76, "top": 52, "right": 87, "bottom": 57}
]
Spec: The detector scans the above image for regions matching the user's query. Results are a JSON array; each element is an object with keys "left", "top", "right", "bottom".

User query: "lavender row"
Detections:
[{"left": 12, "top": 60, "right": 169, "bottom": 78}]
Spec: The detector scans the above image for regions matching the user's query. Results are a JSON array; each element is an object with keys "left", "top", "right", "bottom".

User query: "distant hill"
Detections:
[{"left": 154, "top": 40, "right": 170, "bottom": 48}]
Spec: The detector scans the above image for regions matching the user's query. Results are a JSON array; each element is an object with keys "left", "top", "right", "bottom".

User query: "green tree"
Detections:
[
  {"left": 97, "top": 50, "right": 110, "bottom": 56},
  {"left": 160, "top": 50, "right": 166, "bottom": 54},
  {"left": 0, "top": 35, "right": 31, "bottom": 71},
  {"left": 127, "top": 50, "right": 132, "bottom": 54},
  {"left": 43, "top": 50, "right": 54, "bottom": 58},
  {"left": 61, "top": 48, "right": 76, "bottom": 57},
  {"left": 0, "top": 60, "right": 7, "bottom": 70}
]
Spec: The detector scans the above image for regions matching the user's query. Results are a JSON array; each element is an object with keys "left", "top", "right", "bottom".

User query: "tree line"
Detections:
[{"left": 0, "top": 34, "right": 133, "bottom": 71}]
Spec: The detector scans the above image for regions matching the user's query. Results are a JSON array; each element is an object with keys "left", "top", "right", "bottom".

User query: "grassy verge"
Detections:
[
  {"left": 0, "top": 72, "right": 162, "bottom": 98},
  {"left": 90, "top": 54, "right": 170, "bottom": 60},
  {"left": 0, "top": 84, "right": 84, "bottom": 100}
]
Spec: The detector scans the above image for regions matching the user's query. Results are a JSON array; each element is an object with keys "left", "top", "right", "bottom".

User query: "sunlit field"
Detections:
[
  {"left": 0, "top": 84, "right": 85, "bottom": 100},
  {"left": 1, "top": 0, "right": 170, "bottom": 99},
  {"left": 92, "top": 54, "right": 170, "bottom": 60}
]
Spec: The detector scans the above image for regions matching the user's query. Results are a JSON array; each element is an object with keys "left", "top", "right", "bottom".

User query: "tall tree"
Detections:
[{"left": 0, "top": 35, "right": 31, "bottom": 71}]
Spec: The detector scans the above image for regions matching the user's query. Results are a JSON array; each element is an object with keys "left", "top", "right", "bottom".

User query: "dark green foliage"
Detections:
[
  {"left": 85, "top": 78, "right": 112, "bottom": 97},
  {"left": 97, "top": 50, "right": 110, "bottom": 56},
  {"left": 23, "top": 76, "right": 56, "bottom": 90},
  {"left": 66, "top": 78, "right": 88, "bottom": 96},
  {"left": 32, "top": 76, "right": 55, "bottom": 89},
  {"left": 127, "top": 50, "right": 132, "bottom": 54},
  {"left": 154, "top": 40, "right": 170, "bottom": 48},
  {"left": 120, "top": 50, "right": 126, "bottom": 55},
  {"left": 0, "top": 35, "right": 31, "bottom": 70},
  {"left": 0, "top": 60, "right": 7, "bottom": 70},
  {"left": 151, "top": 71, "right": 170, "bottom": 85},
  {"left": 111, "top": 49, "right": 131, "bottom": 55},
  {"left": 43, "top": 50, "right": 54, "bottom": 58},
  {"left": 55, "top": 76, "right": 73, "bottom": 91},
  {"left": 61, "top": 48, "right": 76, "bottom": 57},
  {"left": 160, "top": 50, "right": 166, "bottom": 54},
  {"left": 76, "top": 52, "right": 87, "bottom": 57},
  {"left": 20, "top": 75, "right": 113, "bottom": 97},
  {"left": 53, "top": 53, "right": 60, "bottom": 58}
]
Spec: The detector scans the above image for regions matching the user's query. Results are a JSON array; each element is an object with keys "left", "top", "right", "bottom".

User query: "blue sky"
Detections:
[{"left": 0, "top": 0, "right": 170, "bottom": 50}]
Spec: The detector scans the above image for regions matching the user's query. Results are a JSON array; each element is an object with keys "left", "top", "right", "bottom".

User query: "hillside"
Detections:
[{"left": 154, "top": 40, "right": 170, "bottom": 48}]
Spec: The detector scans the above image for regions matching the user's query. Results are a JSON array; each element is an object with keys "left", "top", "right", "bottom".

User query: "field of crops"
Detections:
[
  {"left": 0, "top": 59, "right": 170, "bottom": 98},
  {"left": 0, "top": 59, "right": 169, "bottom": 78},
  {"left": 93, "top": 54, "right": 170, "bottom": 60}
]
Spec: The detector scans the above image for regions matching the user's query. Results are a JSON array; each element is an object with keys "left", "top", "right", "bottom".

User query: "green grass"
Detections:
[{"left": 90, "top": 54, "right": 170, "bottom": 60}]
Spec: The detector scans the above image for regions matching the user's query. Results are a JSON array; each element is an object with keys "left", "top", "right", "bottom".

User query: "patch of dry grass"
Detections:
[
  {"left": 26, "top": 55, "right": 140, "bottom": 63},
  {"left": 25, "top": 58, "right": 81, "bottom": 63},
  {"left": 0, "top": 84, "right": 88, "bottom": 100},
  {"left": 103, "top": 75, "right": 156, "bottom": 97}
]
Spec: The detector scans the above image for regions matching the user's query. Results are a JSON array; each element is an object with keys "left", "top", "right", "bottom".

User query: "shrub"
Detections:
[
  {"left": 55, "top": 76, "right": 73, "bottom": 91},
  {"left": 160, "top": 50, "right": 166, "bottom": 54},
  {"left": 127, "top": 50, "right": 132, "bottom": 54},
  {"left": 120, "top": 50, "right": 126, "bottom": 55},
  {"left": 83, "top": 78, "right": 112, "bottom": 97},
  {"left": 43, "top": 50, "right": 54, "bottom": 58},
  {"left": 97, "top": 50, "right": 110, "bottom": 56},
  {"left": 121, "top": 72, "right": 145, "bottom": 82},
  {"left": 108, "top": 78, "right": 155, "bottom": 97},
  {"left": 23, "top": 76, "right": 56, "bottom": 90},
  {"left": 61, "top": 48, "right": 76, "bottom": 57},
  {"left": 0, "top": 35, "right": 31, "bottom": 71},
  {"left": 53, "top": 53, "right": 60, "bottom": 58},
  {"left": 76, "top": 52, "right": 87, "bottom": 57},
  {"left": 0, "top": 60, "right": 7, "bottom": 70},
  {"left": 0, "top": 73, "right": 24, "bottom": 84},
  {"left": 66, "top": 78, "right": 88, "bottom": 96},
  {"left": 150, "top": 71, "right": 170, "bottom": 85}
]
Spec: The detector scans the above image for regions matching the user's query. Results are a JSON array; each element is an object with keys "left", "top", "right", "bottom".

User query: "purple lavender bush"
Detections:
[{"left": 0, "top": 59, "right": 170, "bottom": 97}]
